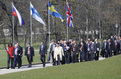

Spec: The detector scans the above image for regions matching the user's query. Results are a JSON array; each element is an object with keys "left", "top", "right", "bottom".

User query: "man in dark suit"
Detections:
[
  {"left": 114, "top": 40, "right": 120, "bottom": 55},
  {"left": 39, "top": 42, "right": 47, "bottom": 67},
  {"left": 102, "top": 40, "right": 108, "bottom": 58},
  {"left": 94, "top": 39, "right": 100, "bottom": 60},
  {"left": 13, "top": 44, "right": 21, "bottom": 69},
  {"left": 25, "top": 43, "right": 34, "bottom": 68},
  {"left": 90, "top": 41, "right": 95, "bottom": 61},
  {"left": 79, "top": 38, "right": 87, "bottom": 60},
  {"left": 69, "top": 39, "right": 73, "bottom": 63},
  {"left": 63, "top": 42, "right": 70, "bottom": 64},
  {"left": 107, "top": 39, "right": 114, "bottom": 57},
  {"left": 16, "top": 43, "right": 23, "bottom": 67},
  {"left": 72, "top": 40, "right": 79, "bottom": 63},
  {"left": 86, "top": 40, "right": 91, "bottom": 61}
]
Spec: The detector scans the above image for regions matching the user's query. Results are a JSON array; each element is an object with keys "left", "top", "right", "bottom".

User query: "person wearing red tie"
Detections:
[
  {"left": 114, "top": 40, "right": 120, "bottom": 55},
  {"left": 25, "top": 43, "right": 34, "bottom": 68},
  {"left": 72, "top": 40, "right": 79, "bottom": 63},
  {"left": 107, "top": 39, "right": 114, "bottom": 57},
  {"left": 5, "top": 43, "right": 14, "bottom": 69}
]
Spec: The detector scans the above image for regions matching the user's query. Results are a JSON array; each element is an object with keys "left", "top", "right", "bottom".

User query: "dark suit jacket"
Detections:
[
  {"left": 90, "top": 43, "right": 96, "bottom": 53},
  {"left": 94, "top": 42, "right": 100, "bottom": 52},
  {"left": 79, "top": 45, "right": 85, "bottom": 52},
  {"left": 114, "top": 42, "right": 120, "bottom": 51},
  {"left": 107, "top": 42, "right": 114, "bottom": 51},
  {"left": 120, "top": 40, "right": 121, "bottom": 50},
  {"left": 69, "top": 43, "right": 73, "bottom": 52},
  {"left": 25, "top": 47, "right": 34, "bottom": 56},
  {"left": 39, "top": 45, "right": 47, "bottom": 55},
  {"left": 110, "top": 38, "right": 114, "bottom": 45},
  {"left": 102, "top": 42, "right": 108, "bottom": 50},
  {"left": 79, "top": 41, "right": 87, "bottom": 52},
  {"left": 50, "top": 44, "right": 56, "bottom": 52},
  {"left": 72, "top": 43, "right": 79, "bottom": 53},
  {"left": 17, "top": 46, "right": 23, "bottom": 56},
  {"left": 86, "top": 43, "right": 91, "bottom": 52}
]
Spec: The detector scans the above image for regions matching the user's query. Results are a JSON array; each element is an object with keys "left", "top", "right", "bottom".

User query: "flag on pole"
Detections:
[
  {"left": 30, "top": 2, "right": 45, "bottom": 26},
  {"left": 66, "top": 0, "right": 73, "bottom": 27},
  {"left": 48, "top": 2, "right": 65, "bottom": 22},
  {"left": 12, "top": 4, "right": 25, "bottom": 26}
]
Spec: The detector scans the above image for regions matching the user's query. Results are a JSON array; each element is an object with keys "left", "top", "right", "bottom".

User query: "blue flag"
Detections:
[{"left": 48, "top": 2, "right": 65, "bottom": 22}]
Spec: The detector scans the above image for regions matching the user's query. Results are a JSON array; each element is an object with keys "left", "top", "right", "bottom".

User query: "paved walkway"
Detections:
[{"left": 0, "top": 57, "right": 105, "bottom": 75}]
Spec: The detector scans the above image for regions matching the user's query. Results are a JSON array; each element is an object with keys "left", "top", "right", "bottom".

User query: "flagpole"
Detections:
[
  {"left": 12, "top": 2, "right": 15, "bottom": 46},
  {"left": 30, "top": 2, "right": 33, "bottom": 46},
  {"left": 48, "top": 1, "right": 50, "bottom": 46},
  {"left": 66, "top": 0, "right": 68, "bottom": 41},
  {"left": 67, "top": 26, "right": 68, "bottom": 41}
]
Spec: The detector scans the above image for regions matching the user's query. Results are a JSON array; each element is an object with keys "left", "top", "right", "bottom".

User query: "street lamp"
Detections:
[{"left": 115, "top": 24, "right": 118, "bottom": 35}]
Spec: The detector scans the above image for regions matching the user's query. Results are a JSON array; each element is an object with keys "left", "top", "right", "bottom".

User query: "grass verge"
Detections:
[{"left": 0, "top": 55, "right": 121, "bottom": 79}]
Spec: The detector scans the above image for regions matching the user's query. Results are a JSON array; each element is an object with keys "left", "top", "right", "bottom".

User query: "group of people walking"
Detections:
[
  {"left": 101, "top": 35, "right": 121, "bottom": 58},
  {"left": 49, "top": 35, "right": 121, "bottom": 65},
  {"left": 5, "top": 35, "right": 121, "bottom": 69},
  {"left": 6, "top": 42, "right": 47, "bottom": 69},
  {"left": 6, "top": 43, "right": 23, "bottom": 69},
  {"left": 49, "top": 38, "right": 100, "bottom": 65},
  {"left": 6, "top": 43, "right": 35, "bottom": 69}
]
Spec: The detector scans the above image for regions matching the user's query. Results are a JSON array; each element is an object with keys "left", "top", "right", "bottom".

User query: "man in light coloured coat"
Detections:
[{"left": 54, "top": 43, "right": 64, "bottom": 65}]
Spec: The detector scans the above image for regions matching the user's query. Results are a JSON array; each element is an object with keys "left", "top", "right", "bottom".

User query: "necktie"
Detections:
[
  {"left": 92, "top": 44, "right": 93, "bottom": 47},
  {"left": 115, "top": 43, "right": 117, "bottom": 47},
  {"left": 28, "top": 47, "right": 30, "bottom": 54},
  {"left": 73, "top": 44, "right": 76, "bottom": 51},
  {"left": 91, "top": 44, "right": 93, "bottom": 49}
]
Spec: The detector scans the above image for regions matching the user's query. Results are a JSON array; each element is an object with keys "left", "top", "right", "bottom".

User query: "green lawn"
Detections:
[{"left": 0, "top": 55, "right": 121, "bottom": 79}]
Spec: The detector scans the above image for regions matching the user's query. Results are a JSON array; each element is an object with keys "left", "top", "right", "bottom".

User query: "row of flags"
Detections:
[{"left": 12, "top": 1, "right": 73, "bottom": 27}]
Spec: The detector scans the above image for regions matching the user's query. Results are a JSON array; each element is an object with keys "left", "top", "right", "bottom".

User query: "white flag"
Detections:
[{"left": 30, "top": 2, "right": 45, "bottom": 25}]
